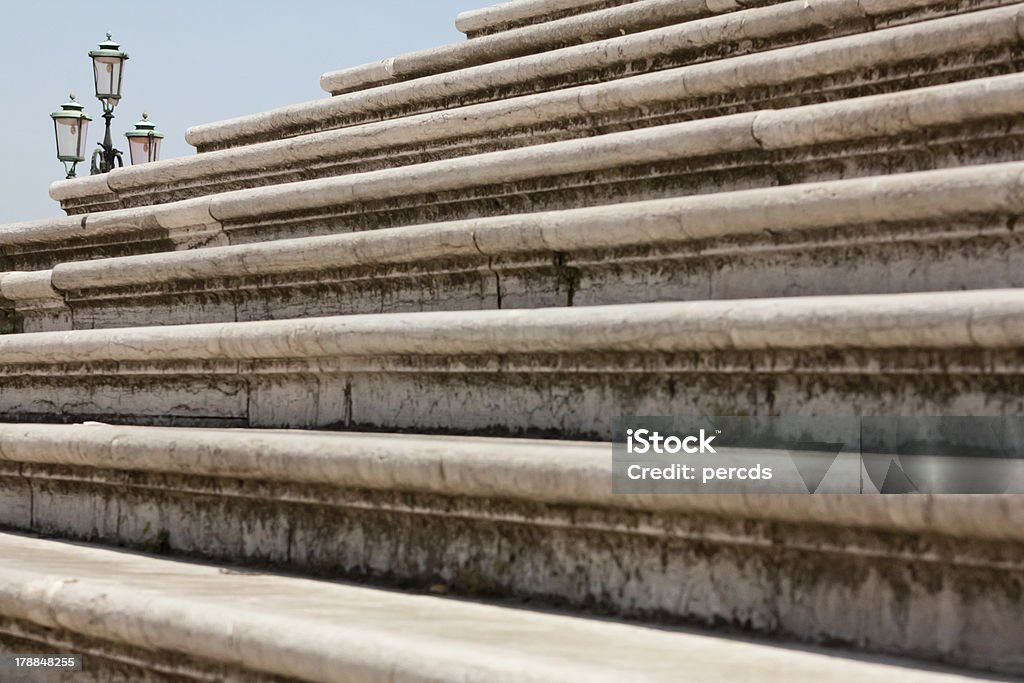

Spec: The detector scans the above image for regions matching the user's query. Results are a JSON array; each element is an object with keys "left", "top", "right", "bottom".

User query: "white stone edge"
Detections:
[
  {"left": 455, "top": 0, "right": 641, "bottom": 35},
  {"left": 4, "top": 423, "right": 1024, "bottom": 543},
  {"left": 0, "top": 288, "right": 1021, "bottom": 362}
]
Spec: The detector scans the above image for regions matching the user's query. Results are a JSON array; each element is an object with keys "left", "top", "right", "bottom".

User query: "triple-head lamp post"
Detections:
[
  {"left": 50, "top": 34, "right": 163, "bottom": 179},
  {"left": 88, "top": 33, "right": 128, "bottom": 175}
]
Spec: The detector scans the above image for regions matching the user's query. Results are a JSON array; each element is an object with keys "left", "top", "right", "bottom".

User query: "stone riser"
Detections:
[
  {"left": 457, "top": 0, "right": 648, "bottom": 38},
  {"left": 457, "top": 0, "right": 1002, "bottom": 38},
  {"left": 84, "top": 53, "right": 1022, "bottom": 215},
  {"left": 0, "top": 462, "right": 1020, "bottom": 675},
  {"left": 221, "top": 120, "right": 1024, "bottom": 246},
  {"left": 182, "top": 0, "right": 1018, "bottom": 153},
  {"left": 23, "top": 218, "right": 1024, "bottom": 333},
  {"left": 0, "top": 309, "right": 14, "bottom": 335},
  {"left": 0, "top": 230, "right": 223, "bottom": 275},
  {"left": 0, "top": 349, "right": 1022, "bottom": 434}
]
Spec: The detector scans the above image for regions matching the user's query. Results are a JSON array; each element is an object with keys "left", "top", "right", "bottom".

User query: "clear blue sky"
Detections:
[{"left": 4, "top": 0, "right": 474, "bottom": 223}]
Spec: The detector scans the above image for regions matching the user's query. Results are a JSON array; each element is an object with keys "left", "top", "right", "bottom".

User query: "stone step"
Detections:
[
  {"left": 0, "top": 532, "right": 1000, "bottom": 682},
  {"left": 456, "top": 0, "right": 648, "bottom": 38},
  {"left": 50, "top": 5, "right": 1024, "bottom": 215},
  {"left": 322, "top": 0, "right": 774, "bottom": 96},
  {"left": 0, "top": 289, "right": 1019, "bottom": 431},
  {"left": 23, "top": 73, "right": 1024, "bottom": 270},
  {"left": 180, "top": 0, "right": 1015, "bottom": 154},
  {"left": 9, "top": 163, "right": 1024, "bottom": 333}
]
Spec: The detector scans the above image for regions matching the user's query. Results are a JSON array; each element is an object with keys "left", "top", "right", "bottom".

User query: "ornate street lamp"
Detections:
[
  {"left": 88, "top": 33, "right": 129, "bottom": 174},
  {"left": 125, "top": 113, "right": 164, "bottom": 165},
  {"left": 50, "top": 95, "right": 92, "bottom": 179}
]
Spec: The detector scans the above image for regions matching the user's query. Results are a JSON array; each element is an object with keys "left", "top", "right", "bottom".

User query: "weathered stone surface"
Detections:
[
  {"left": 198, "top": 75, "right": 1024, "bottom": 244},
  {"left": 51, "top": 5, "right": 1024, "bottom": 215},
  {"left": 322, "top": 0, "right": 760, "bottom": 95},
  {"left": 0, "top": 291, "right": 1021, "bottom": 433},
  {"left": 6, "top": 163, "right": 1022, "bottom": 331},
  {"left": 456, "top": 0, "right": 648, "bottom": 37},
  {"left": 25, "top": 74, "right": 1024, "bottom": 269},
  {"left": 182, "top": 0, "right": 1015, "bottom": 154},
  {"left": 0, "top": 532, "right": 994, "bottom": 682},
  {"left": 3, "top": 0, "right": 1021, "bottom": 675},
  {"left": 0, "top": 425, "right": 1022, "bottom": 674},
  {"left": 0, "top": 270, "right": 69, "bottom": 333}
]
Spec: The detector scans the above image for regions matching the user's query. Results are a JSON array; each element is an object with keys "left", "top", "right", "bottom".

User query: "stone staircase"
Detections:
[{"left": 1, "top": 0, "right": 1023, "bottom": 680}]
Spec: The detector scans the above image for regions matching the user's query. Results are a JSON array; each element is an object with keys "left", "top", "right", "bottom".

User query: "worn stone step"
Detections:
[
  {"left": 0, "top": 290, "right": 1020, "bottom": 431},
  {"left": 0, "top": 532, "right": 1001, "bottom": 682},
  {"left": 21, "top": 74, "right": 1024, "bottom": 270},
  {"left": 181, "top": 0, "right": 1016, "bottom": 154},
  {"left": 322, "top": 0, "right": 775, "bottom": 95},
  {"left": 456, "top": 0, "right": 649, "bottom": 38},
  {"left": 50, "top": 5, "right": 1024, "bottom": 216},
  {"left": 2, "top": 425, "right": 1024, "bottom": 675},
  {"left": 9, "top": 163, "right": 1024, "bottom": 333}
]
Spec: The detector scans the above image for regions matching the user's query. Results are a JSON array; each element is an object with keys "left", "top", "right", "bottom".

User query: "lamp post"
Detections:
[
  {"left": 125, "top": 113, "right": 164, "bottom": 165},
  {"left": 52, "top": 34, "right": 163, "bottom": 178},
  {"left": 50, "top": 95, "right": 92, "bottom": 179},
  {"left": 87, "top": 33, "right": 129, "bottom": 174}
]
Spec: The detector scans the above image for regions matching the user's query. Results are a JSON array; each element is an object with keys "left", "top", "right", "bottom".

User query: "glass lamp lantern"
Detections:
[
  {"left": 125, "top": 113, "right": 164, "bottom": 165},
  {"left": 88, "top": 33, "right": 129, "bottom": 110},
  {"left": 50, "top": 95, "right": 92, "bottom": 178}
]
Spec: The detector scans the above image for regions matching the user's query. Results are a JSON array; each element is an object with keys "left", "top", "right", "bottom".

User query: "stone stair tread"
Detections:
[
  {"left": 2, "top": 422, "right": 1023, "bottom": 538},
  {"left": 0, "top": 289, "right": 1020, "bottom": 363},
  {"left": 0, "top": 291, "right": 1012, "bottom": 436},
  {"left": 0, "top": 531, "right": 997, "bottom": 683}
]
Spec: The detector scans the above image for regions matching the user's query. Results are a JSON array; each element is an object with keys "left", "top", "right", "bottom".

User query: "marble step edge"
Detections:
[
  {"left": 455, "top": 0, "right": 647, "bottom": 37},
  {"left": 0, "top": 290, "right": 1019, "bottom": 365},
  {"left": 3, "top": 423, "right": 1024, "bottom": 543}
]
